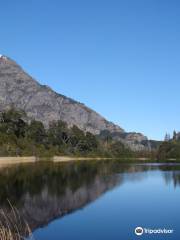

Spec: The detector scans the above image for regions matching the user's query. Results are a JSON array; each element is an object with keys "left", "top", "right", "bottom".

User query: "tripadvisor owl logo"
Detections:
[{"left": 135, "top": 227, "right": 144, "bottom": 236}]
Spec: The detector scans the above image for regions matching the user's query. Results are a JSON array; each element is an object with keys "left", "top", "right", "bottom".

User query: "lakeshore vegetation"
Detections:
[
  {"left": 0, "top": 108, "right": 132, "bottom": 158},
  {"left": 157, "top": 140, "right": 180, "bottom": 160},
  {"left": 0, "top": 108, "right": 179, "bottom": 160}
]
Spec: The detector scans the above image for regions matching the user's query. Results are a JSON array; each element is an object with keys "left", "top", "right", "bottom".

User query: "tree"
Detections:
[
  {"left": 173, "top": 130, "right": 177, "bottom": 140},
  {"left": 157, "top": 141, "right": 180, "bottom": 160},
  {"left": 48, "top": 120, "right": 70, "bottom": 146},
  {"left": 0, "top": 108, "right": 27, "bottom": 138},
  {"left": 85, "top": 132, "right": 98, "bottom": 151},
  {"left": 164, "top": 133, "right": 170, "bottom": 142},
  {"left": 108, "top": 141, "right": 131, "bottom": 157},
  {"left": 69, "top": 125, "right": 85, "bottom": 149},
  {"left": 26, "top": 120, "right": 46, "bottom": 144}
]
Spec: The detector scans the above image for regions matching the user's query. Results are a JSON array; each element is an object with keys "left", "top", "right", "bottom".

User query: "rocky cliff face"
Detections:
[
  {"left": 0, "top": 55, "right": 123, "bottom": 135},
  {"left": 0, "top": 55, "right": 150, "bottom": 150}
]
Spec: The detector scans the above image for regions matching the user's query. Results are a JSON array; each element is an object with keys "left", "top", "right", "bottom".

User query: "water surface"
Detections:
[{"left": 0, "top": 161, "right": 179, "bottom": 239}]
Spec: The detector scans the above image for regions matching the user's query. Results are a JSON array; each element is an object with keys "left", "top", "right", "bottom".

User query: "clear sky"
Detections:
[{"left": 0, "top": 0, "right": 180, "bottom": 140}]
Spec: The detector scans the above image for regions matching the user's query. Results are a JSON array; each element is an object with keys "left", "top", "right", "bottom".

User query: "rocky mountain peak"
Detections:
[{"left": 0, "top": 54, "right": 8, "bottom": 61}]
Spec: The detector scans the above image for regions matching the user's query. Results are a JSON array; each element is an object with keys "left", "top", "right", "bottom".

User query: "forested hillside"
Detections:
[{"left": 0, "top": 108, "right": 132, "bottom": 158}]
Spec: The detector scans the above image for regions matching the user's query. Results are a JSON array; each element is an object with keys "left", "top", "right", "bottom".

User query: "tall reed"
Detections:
[{"left": 0, "top": 200, "right": 34, "bottom": 240}]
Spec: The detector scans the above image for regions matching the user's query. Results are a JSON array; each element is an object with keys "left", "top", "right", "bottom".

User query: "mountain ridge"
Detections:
[{"left": 0, "top": 55, "right": 150, "bottom": 151}]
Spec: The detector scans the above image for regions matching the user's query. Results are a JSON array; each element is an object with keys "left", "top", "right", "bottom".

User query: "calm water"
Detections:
[{"left": 0, "top": 161, "right": 180, "bottom": 240}]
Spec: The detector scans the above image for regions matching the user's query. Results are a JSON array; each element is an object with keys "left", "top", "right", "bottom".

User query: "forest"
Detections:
[
  {"left": 0, "top": 108, "right": 179, "bottom": 160},
  {"left": 0, "top": 108, "right": 132, "bottom": 158}
]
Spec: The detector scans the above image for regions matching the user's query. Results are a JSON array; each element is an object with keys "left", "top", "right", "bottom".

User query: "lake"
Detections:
[{"left": 0, "top": 160, "right": 179, "bottom": 240}]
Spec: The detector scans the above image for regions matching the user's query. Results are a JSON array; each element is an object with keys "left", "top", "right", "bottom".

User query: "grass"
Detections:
[{"left": 0, "top": 200, "right": 34, "bottom": 240}]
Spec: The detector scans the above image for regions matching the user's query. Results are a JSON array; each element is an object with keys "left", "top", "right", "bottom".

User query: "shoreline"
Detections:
[
  {"left": 0, "top": 156, "right": 113, "bottom": 165},
  {"left": 0, "top": 157, "right": 36, "bottom": 166},
  {"left": 53, "top": 156, "right": 112, "bottom": 162},
  {"left": 0, "top": 156, "right": 148, "bottom": 165},
  {"left": 0, "top": 156, "right": 178, "bottom": 166}
]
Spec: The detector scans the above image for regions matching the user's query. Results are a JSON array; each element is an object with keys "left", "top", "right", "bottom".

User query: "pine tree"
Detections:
[
  {"left": 173, "top": 130, "right": 177, "bottom": 140},
  {"left": 164, "top": 133, "right": 170, "bottom": 142}
]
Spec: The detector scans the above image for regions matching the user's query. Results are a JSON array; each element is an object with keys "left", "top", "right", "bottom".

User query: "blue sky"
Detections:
[{"left": 0, "top": 0, "right": 180, "bottom": 140}]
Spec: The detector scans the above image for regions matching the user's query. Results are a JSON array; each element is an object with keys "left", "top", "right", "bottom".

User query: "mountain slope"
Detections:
[
  {"left": 0, "top": 55, "right": 150, "bottom": 151},
  {"left": 0, "top": 55, "right": 123, "bottom": 135}
]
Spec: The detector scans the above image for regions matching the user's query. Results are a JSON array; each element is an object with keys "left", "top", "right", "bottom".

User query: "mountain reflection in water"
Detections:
[{"left": 0, "top": 161, "right": 180, "bottom": 235}]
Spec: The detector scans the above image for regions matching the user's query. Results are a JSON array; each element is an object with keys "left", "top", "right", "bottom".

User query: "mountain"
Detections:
[
  {"left": 0, "top": 55, "right": 123, "bottom": 134},
  {"left": 0, "top": 55, "right": 150, "bottom": 150}
]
